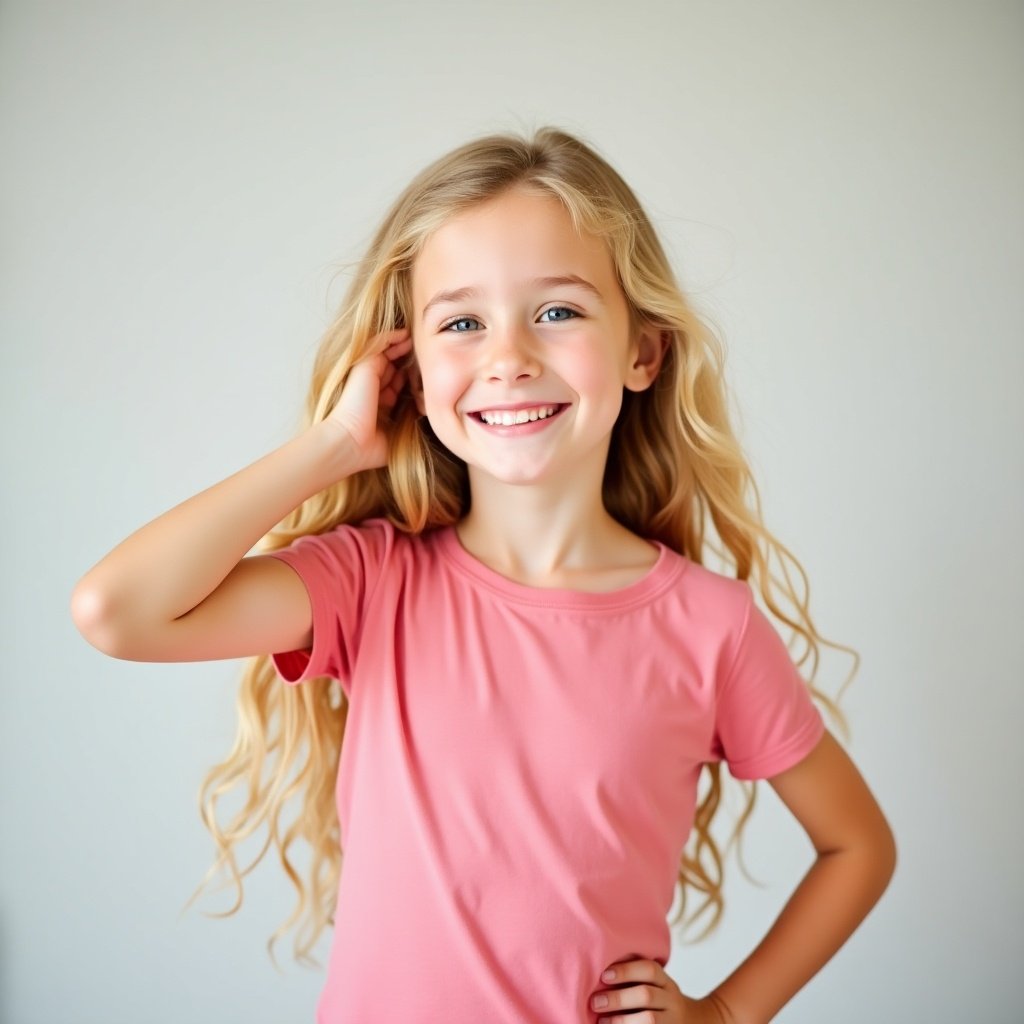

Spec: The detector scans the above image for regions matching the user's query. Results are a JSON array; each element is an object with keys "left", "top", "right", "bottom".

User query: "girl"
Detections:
[{"left": 71, "top": 126, "right": 896, "bottom": 1023}]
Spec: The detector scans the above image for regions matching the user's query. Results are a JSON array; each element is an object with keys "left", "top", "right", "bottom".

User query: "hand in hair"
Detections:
[
  {"left": 322, "top": 328, "right": 413, "bottom": 473},
  {"left": 69, "top": 329, "right": 413, "bottom": 661}
]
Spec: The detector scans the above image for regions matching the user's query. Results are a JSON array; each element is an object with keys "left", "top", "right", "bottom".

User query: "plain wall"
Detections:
[{"left": 2, "top": 1, "right": 1021, "bottom": 1021}]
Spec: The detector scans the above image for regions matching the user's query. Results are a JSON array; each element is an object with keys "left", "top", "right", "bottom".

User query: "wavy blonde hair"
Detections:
[{"left": 186, "top": 125, "right": 857, "bottom": 967}]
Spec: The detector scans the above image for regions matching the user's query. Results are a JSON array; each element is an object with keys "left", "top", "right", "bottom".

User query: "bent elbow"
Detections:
[
  {"left": 70, "top": 582, "right": 128, "bottom": 658},
  {"left": 864, "top": 814, "right": 898, "bottom": 900},
  {"left": 880, "top": 819, "right": 898, "bottom": 884}
]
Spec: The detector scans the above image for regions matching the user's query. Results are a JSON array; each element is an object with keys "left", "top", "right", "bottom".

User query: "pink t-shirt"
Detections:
[{"left": 267, "top": 516, "right": 824, "bottom": 1023}]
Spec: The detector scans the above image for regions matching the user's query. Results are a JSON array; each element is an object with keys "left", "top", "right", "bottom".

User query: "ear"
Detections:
[{"left": 624, "top": 323, "right": 670, "bottom": 393}]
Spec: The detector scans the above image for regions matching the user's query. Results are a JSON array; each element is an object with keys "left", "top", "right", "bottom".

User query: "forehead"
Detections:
[{"left": 411, "top": 189, "right": 614, "bottom": 295}]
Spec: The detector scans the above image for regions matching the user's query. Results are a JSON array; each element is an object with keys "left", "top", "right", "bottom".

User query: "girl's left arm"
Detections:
[{"left": 706, "top": 729, "right": 897, "bottom": 1024}]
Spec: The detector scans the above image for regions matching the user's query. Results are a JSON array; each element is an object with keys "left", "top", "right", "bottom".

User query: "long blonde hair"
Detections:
[{"left": 187, "top": 126, "right": 857, "bottom": 967}]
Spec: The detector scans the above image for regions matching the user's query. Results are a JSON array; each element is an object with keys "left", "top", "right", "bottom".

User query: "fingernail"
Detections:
[{"left": 602, "top": 968, "right": 615, "bottom": 981}]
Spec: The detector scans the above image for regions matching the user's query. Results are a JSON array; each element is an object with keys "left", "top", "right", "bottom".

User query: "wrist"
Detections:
[
  {"left": 302, "top": 420, "right": 365, "bottom": 487},
  {"left": 696, "top": 991, "right": 745, "bottom": 1024}
]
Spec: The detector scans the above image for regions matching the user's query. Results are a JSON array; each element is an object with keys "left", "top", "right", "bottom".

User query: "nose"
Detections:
[{"left": 480, "top": 321, "right": 542, "bottom": 383}]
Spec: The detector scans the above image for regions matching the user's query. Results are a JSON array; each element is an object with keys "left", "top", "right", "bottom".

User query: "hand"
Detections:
[
  {"left": 322, "top": 328, "right": 413, "bottom": 473},
  {"left": 590, "top": 959, "right": 734, "bottom": 1023}
]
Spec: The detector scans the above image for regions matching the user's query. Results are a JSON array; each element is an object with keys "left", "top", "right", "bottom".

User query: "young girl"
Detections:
[{"left": 71, "top": 126, "right": 896, "bottom": 1023}]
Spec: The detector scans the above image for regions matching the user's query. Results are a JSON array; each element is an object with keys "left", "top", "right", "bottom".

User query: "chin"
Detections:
[{"left": 465, "top": 461, "right": 563, "bottom": 488}]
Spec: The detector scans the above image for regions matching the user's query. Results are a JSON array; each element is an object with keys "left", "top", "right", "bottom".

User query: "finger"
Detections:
[
  {"left": 358, "top": 331, "right": 405, "bottom": 368},
  {"left": 384, "top": 344, "right": 410, "bottom": 366},
  {"left": 601, "top": 959, "right": 665, "bottom": 986},
  {"left": 379, "top": 370, "right": 407, "bottom": 407},
  {"left": 364, "top": 329, "right": 410, "bottom": 360},
  {"left": 381, "top": 362, "right": 409, "bottom": 397},
  {"left": 383, "top": 340, "right": 413, "bottom": 362},
  {"left": 592, "top": 983, "right": 666, "bottom": 1018},
  {"left": 593, "top": 958, "right": 671, "bottom": 1018}
]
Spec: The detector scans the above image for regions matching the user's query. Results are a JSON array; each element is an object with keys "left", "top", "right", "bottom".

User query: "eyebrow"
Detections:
[{"left": 420, "top": 274, "right": 604, "bottom": 321}]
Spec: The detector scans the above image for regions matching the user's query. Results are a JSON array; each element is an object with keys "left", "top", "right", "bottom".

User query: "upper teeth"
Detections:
[{"left": 478, "top": 405, "right": 560, "bottom": 426}]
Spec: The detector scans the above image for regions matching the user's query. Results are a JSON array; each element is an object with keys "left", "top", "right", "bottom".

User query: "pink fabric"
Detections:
[{"left": 267, "top": 517, "right": 825, "bottom": 1023}]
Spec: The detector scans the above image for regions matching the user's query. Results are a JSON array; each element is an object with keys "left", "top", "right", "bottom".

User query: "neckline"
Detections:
[{"left": 433, "top": 523, "right": 686, "bottom": 610}]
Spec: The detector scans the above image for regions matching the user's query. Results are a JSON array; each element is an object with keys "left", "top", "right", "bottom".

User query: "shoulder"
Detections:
[
  {"left": 644, "top": 549, "right": 757, "bottom": 676},
  {"left": 293, "top": 515, "right": 407, "bottom": 551},
  {"left": 270, "top": 515, "right": 428, "bottom": 577},
  {"left": 670, "top": 553, "right": 753, "bottom": 634}
]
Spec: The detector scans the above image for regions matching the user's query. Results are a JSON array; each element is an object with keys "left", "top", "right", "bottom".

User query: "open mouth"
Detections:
[{"left": 469, "top": 403, "right": 569, "bottom": 427}]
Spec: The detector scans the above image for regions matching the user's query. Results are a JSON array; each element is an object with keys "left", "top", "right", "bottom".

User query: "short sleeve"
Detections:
[
  {"left": 264, "top": 516, "right": 395, "bottom": 693},
  {"left": 710, "top": 589, "right": 826, "bottom": 780}
]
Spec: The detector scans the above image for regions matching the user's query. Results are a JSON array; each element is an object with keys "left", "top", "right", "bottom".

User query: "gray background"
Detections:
[{"left": 2, "top": 1, "right": 1021, "bottom": 1021}]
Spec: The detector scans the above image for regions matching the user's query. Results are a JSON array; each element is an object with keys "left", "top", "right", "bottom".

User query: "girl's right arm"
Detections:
[{"left": 70, "top": 329, "right": 412, "bottom": 664}]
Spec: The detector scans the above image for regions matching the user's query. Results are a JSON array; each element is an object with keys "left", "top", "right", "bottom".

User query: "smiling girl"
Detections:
[{"left": 71, "top": 126, "right": 895, "bottom": 1023}]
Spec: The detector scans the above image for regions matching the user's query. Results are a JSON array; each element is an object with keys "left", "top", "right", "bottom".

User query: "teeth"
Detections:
[{"left": 478, "top": 404, "right": 560, "bottom": 426}]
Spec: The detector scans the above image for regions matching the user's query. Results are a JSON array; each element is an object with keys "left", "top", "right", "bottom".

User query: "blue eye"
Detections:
[
  {"left": 442, "top": 316, "right": 482, "bottom": 333},
  {"left": 440, "top": 306, "right": 580, "bottom": 332},
  {"left": 539, "top": 306, "right": 579, "bottom": 323}
]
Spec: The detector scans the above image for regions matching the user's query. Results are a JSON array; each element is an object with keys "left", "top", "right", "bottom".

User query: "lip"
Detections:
[
  {"left": 467, "top": 401, "right": 568, "bottom": 414},
  {"left": 468, "top": 403, "right": 570, "bottom": 435}
]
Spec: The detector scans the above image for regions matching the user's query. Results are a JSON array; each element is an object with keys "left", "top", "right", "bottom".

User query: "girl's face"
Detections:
[{"left": 409, "top": 187, "right": 662, "bottom": 488}]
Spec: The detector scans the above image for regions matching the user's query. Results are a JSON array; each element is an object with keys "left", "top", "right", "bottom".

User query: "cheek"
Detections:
[
  {"left": 565, "top": 353, "right": 623, "bottom": 413},
  {"left": 418, "top": 355, "right": 469, "bottom": 413}
]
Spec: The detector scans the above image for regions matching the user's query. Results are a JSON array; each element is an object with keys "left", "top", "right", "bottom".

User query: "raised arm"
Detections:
[{"left": 70, "top": 329, "right": 412, "bottom": 663}]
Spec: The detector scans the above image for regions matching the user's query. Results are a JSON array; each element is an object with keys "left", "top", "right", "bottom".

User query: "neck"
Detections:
[{"left": 456, "top": 451, "right": 645, "bottom": 585}]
